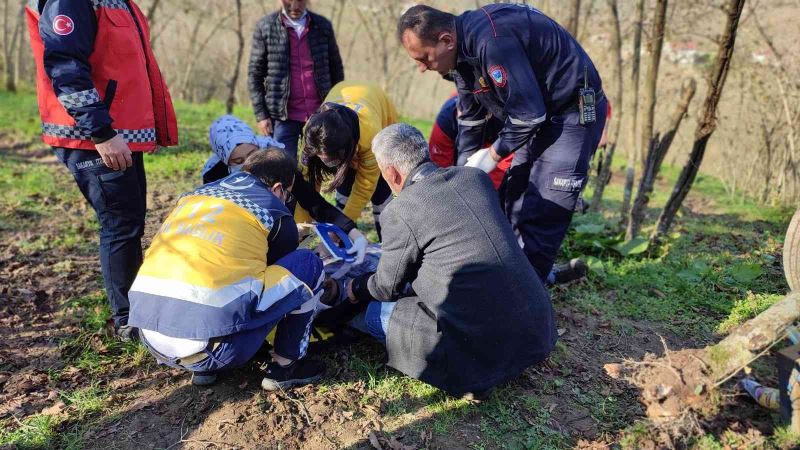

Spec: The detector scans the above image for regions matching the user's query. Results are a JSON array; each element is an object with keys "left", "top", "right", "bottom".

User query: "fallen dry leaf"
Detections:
[
  {"left": 386, "top": 436, "right": 414, "bottom": 450},
  {"left": 40, "top": 401, "right": 66, "bottom": 416},
  {"left": 368, "top": 431, "right": 383, "bottom": 450}
]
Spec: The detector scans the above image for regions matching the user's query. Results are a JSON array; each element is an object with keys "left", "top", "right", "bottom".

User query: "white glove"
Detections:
[
  {"left": 346, "top": 228, "right": 368, "bottom": 265},
  {"left": 296, "top": 222, "right": 314, "bottom": 240},
  {"left": 465, "top": 148, "right": 498, "bottom": 173}
]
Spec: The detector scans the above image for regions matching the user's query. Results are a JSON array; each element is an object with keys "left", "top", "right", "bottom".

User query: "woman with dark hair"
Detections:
[{"left": 301, "top": 82, "right": 398, "bottom": 238}]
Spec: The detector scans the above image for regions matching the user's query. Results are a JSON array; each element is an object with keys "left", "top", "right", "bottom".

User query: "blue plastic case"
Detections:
[{"left": 313, "top": 223, "right": 355, "bottom": 263}]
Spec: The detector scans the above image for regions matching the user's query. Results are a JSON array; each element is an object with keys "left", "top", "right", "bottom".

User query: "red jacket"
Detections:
[
  {"left": 26, "top": 0, "right": 177, "bottom": 151},
  {"left": 428, "top": 95, "right": 511, "bottom": 189}
]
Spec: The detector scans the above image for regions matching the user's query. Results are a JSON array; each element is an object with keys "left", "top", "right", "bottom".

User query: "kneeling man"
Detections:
[
  {"left": 346, "top": 124, "right": 557, "bottom": 396},
  {"left": 129, "top": 148, "right": 324, "bottom": 389}
]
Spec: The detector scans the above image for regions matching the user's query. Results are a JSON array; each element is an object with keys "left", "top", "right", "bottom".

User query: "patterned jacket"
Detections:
[
  {"left": 247, "top": 10, "right": 344, "bottom": 122},
  {"left": 128, "top": 173, "right": 312, "bottom": 339}
]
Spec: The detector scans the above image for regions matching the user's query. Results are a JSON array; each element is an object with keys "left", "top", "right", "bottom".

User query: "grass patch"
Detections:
[
  {"left": 473, "top": 389, "right": 569, "bottom": 449},
  {"left": 560, "top": 159, "right": 791, "bottom": 336},
  {"left": 59, "top": 291, "right": 150, "bottom": 376},
  {"left": 772, "top": 426, "right": 800, "bottom": 449},
  {"left": 619, "top": 421, "right": 651, "bottom": 450},
  {"left": 61, "top": 384, "right": 108, "bottom": 419},
  {"left": 0, "top": 414, "right": 61, "bottom": 450},
  {"left": 716, "top": 292, "right": 784, "bottom": 334},
  {"left": 0, "top": 89, "right": 41, "bottom": 141},
  {"left": 65, "top": 292, "right": 112, "bottom": 332}
]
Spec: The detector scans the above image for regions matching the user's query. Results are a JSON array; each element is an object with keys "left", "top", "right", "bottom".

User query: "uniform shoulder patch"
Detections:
[
  {"left": 53, "top": 15, "right": 75, "bottom": 36},
  {"left": 488, "top": 65, "right": 507, "bottom": 87}
]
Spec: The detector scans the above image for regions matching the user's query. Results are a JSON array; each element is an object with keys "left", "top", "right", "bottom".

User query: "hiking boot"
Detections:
[
  {"left": 114, "top": 324, "right": 139, "bottom": 343},
  {"left": 551, "top": 258, "right": 589, "bottom": 285},
  {"left": 191, "top": 371, "right": 217, "bottom": 386},
  {"left": 261, "top": 358, "right": 325, "bottom": 391}
]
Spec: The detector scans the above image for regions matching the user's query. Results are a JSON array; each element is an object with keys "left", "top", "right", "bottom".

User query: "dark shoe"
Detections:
[
  {"left": 114, "top": 324, "right": 139, "bottom": 343},
  {"left": 320, "top": 278, "right": 346, "bottom": 306},
  {"left": 191, "top": 371, "right": 218, "bottom": 386},
  {"left": 552, "top": 258, "right": 589, "bottom": 285},
  {"left": 261, "top": 358, "right": 325, "bottom": 391}
]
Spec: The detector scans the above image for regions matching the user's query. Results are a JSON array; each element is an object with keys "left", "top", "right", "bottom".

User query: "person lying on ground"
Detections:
[
  {"left": 339, "top": 123, "right": 557, "bottom": 397},
  {"left": 127, "top": 148, "right": 329, "bottom": 389},
  {"left": 300, "top": 81, "right": 398, "bottom": 240},
  {"left": 429, "top": 96, "right": 588, "bottom": 286},
  {"left": 202, "top": 115, "right": 368, "bottom": 263}
]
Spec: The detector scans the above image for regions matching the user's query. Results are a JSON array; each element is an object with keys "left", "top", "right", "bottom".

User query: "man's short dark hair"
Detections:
[
  {"left": 396, "top": 5, "right": 455, "bottom": 44},
  {"left": 242, "top": 147, "right": 296, "bottom": 188}
]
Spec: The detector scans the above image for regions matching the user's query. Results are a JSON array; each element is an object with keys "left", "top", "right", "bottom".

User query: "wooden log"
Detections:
[{"left": 605, "top": 291, "right": 800, "bottom": 419}]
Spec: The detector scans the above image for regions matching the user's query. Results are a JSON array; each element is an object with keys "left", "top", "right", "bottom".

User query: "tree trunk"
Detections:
[
  {"left": 627, "top": 78, "right": 696, "bottom": 239},
  {"left": 619, "top": 0, "right": 645, "bottom": 225},
  {"left": 605, "top": 291, "right": 800, "bottom": 419},
  {"left": 14, "top": 0, "right": 26, "bottom": 88},
  {"left": 145, "top": 0, "right": 162, "bottom": 49},
  {"left": 760, "top": 115, "right": 776, "bottom": 203},
  {"left": 590, "top": 143, "right": 616, "bottom": 212},
  {"left": 2, "top": 0, "right": 9, "bottom": 82},
  {"left": 226, "top": 0, "right": 244, "bottom": 115},
  {"left": 7, "top": 0, "right": 23, "bottom": 92},
  {"left": 178, "top": 12, "right": 233, "bottom": 101},
  {"left": 625, "top": 0, "right": 668, "bottom": 239},
  {"left": 179, "top": 19, "right": 204, "bottom": 100},
  {"left": 636, "top": 0, "right": 668, "bottom": 176},
  {"left": 652, "top": 0, "right": 746, "bottom": 242},
  {"left": 576, "top": 0, "right": 596, "bottom": 43},
  {"left": 589, "top": 0, "right": 623, "bottom": 212},
  {"left": 776, "top": 76, "right": 798, "bottom": 202},
  {"left": 2, "top": 0, "right": 23, "bottom": 92},
  {"left": 566, "top": 0, "right": 581, "bottom": 37},
  {"left": 332, "top": 0, "right": 347, "bottom": 33}
]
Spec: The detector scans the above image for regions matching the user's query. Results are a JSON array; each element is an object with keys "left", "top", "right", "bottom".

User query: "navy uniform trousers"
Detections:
[
  {"left": 502, "top": 98, "right": 608, "bottom": 281},
  {"left": 54, "top": 148, "right": 146, "bottom": 327}
]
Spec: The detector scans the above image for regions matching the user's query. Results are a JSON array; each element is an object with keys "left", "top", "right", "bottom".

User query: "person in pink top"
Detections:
[{"left": 247, "top": 0, "right": 344, "bottom": 162}]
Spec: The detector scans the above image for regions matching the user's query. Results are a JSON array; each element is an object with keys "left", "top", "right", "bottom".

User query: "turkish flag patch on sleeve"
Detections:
[
  {"left": 53, "top": 15, "right": 75, "bottom": 36},
  {"left": 488, "top": 65, "right": 507, "bottom": 88}
]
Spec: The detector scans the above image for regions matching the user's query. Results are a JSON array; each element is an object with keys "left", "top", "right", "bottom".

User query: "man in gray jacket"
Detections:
[{"left": 345, "top": 123, "right": 557, "bottom": 396}]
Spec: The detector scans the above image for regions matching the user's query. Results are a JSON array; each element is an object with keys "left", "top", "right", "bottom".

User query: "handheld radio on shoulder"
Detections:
[{"left": 578, "top": 65, "right": 596, "bottom": 126}]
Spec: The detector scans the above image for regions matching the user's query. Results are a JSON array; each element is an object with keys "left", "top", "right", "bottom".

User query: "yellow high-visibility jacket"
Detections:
[
  {"left": 128, "top": 173, "right": 312, "bottom": 339},
  {"left": 323, "top": 81, "right": 398, "bottom": 221}
]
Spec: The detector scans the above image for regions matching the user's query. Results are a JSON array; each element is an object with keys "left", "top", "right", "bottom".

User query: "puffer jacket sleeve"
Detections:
[{"left": 247, "top": 18, "right": 270, "bottom": 122}]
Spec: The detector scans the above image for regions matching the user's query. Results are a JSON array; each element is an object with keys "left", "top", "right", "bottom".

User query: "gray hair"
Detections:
[{"left": 371, "top": 123, "right": 429, "bottom": 176}]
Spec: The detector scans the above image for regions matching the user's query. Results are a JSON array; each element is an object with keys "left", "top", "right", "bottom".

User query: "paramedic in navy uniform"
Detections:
[{"left": 397, "top": 4, "right": 608, "bottom": 282}]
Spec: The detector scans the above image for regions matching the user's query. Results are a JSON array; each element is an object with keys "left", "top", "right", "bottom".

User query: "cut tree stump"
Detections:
[{"left": 605, "top": 291, "right": 800, "bottom": 419}]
